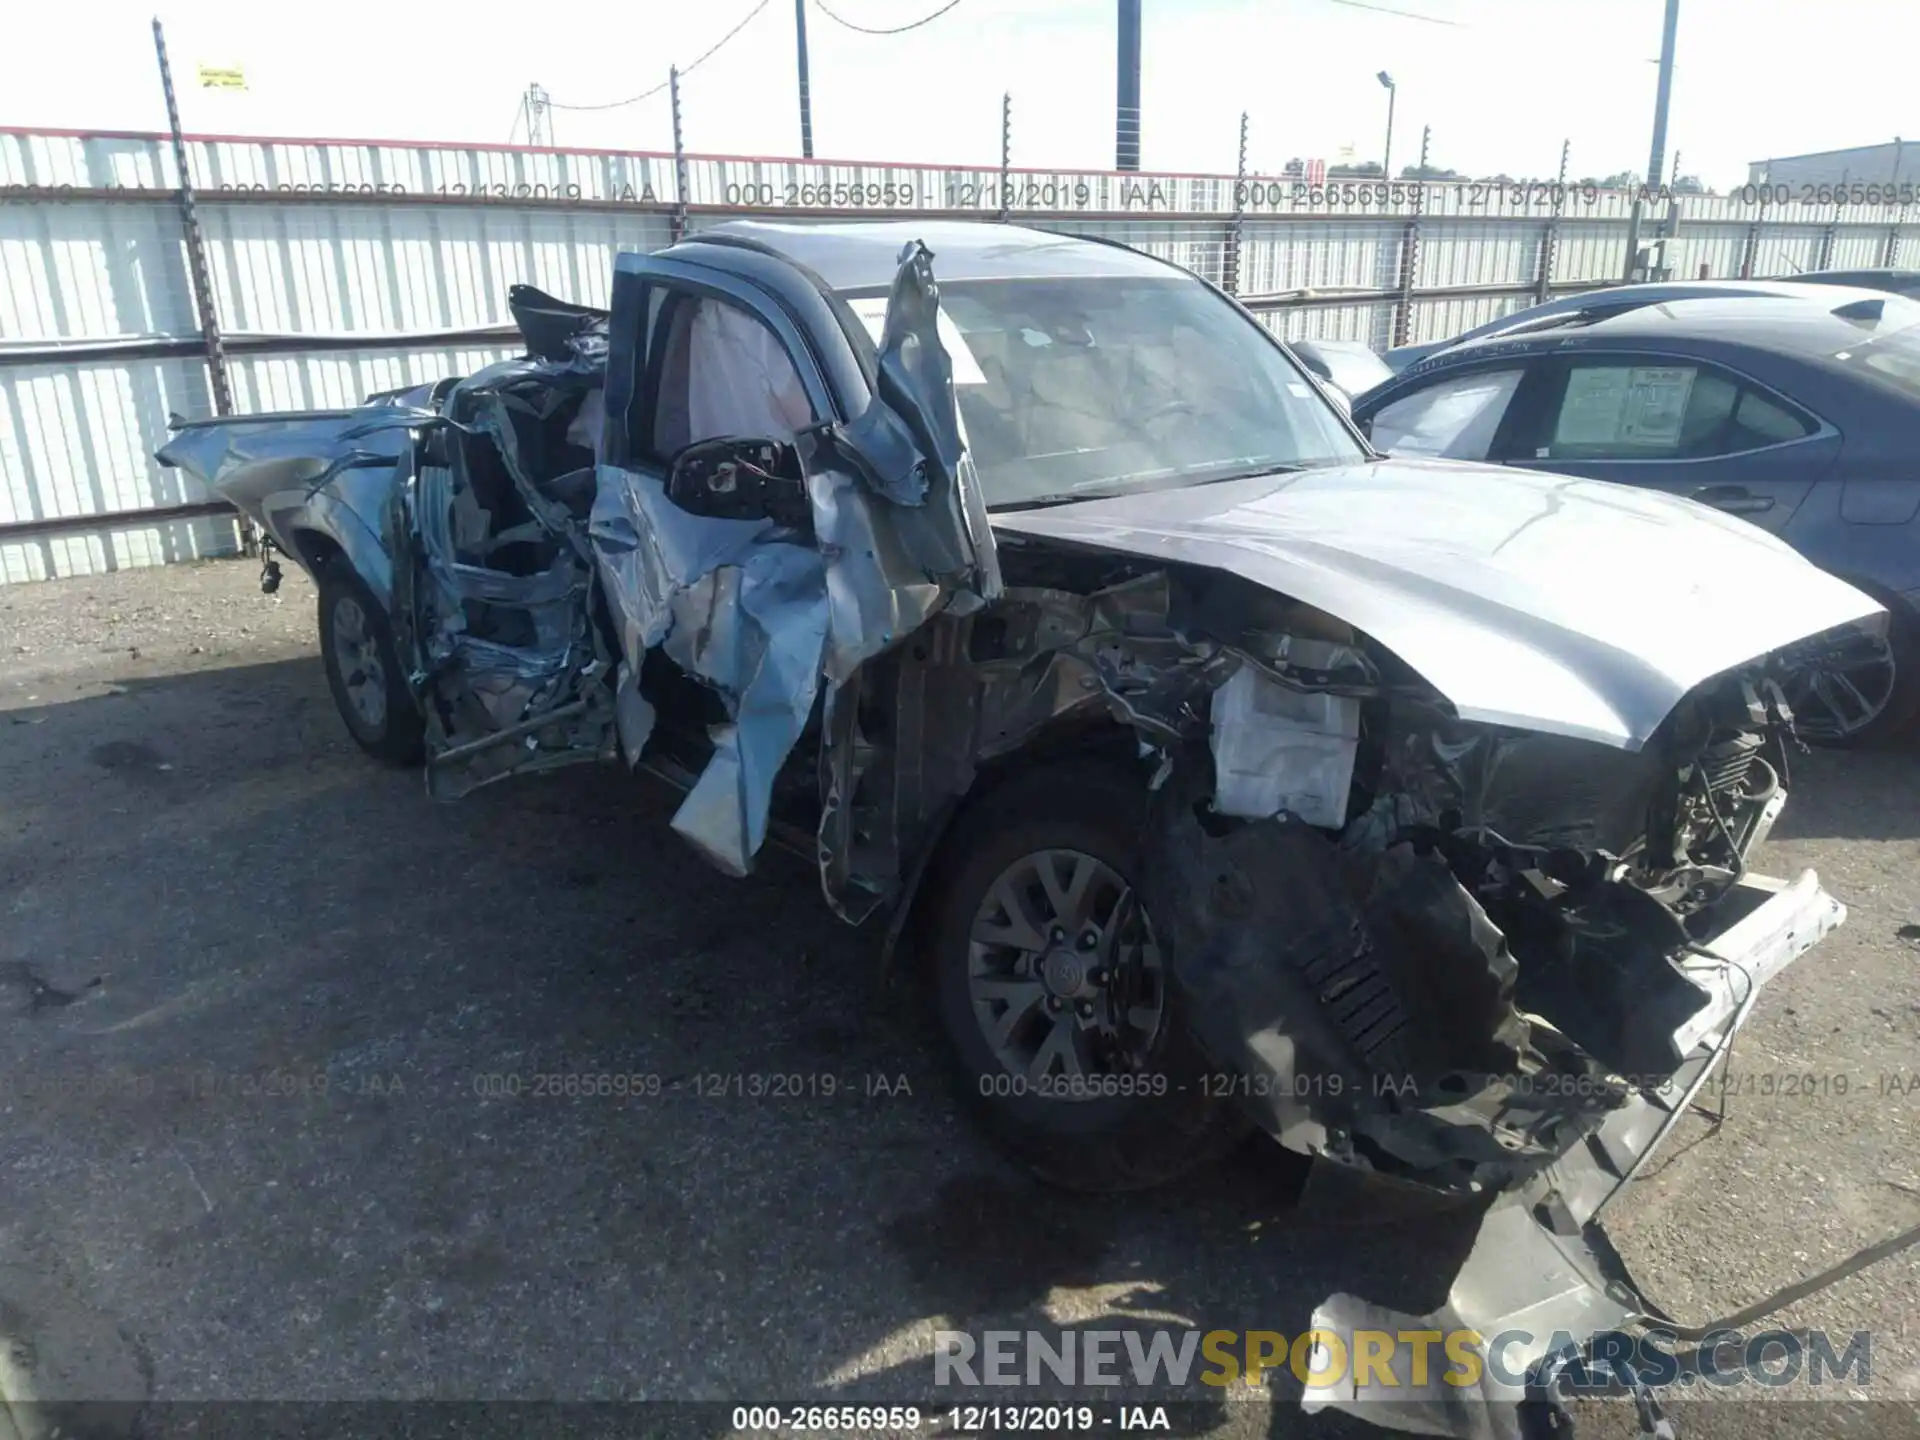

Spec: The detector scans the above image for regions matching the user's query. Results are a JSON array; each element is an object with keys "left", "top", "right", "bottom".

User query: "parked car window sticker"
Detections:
[
  {"left": 1367, "top": 368, "right": 1523, "bottom": 460},
  {"left": 1540, "top": 364, "right": 1813, "bottom": 461},
  {"left": 1552, "top": 364, "right": 1695, "bottom": 451}
]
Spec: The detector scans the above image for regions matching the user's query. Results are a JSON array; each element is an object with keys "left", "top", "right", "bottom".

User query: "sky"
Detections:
[{"left": 1, "top": 0, "right": 1909, "bottom": 189}]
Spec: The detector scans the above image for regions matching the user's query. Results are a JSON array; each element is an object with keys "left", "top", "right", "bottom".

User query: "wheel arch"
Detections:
[
  {"left": 1788, "top": 569, "right": 1920, "bottom": 744},
  {"left": 281, "top": 495, "right": 394, "bottom": 612},
  {"left": 288, "top": 526, "right": 346, "bottom": 575},
  {"left": 877, "top": 715, "right": 1149, "bottom": 979}
]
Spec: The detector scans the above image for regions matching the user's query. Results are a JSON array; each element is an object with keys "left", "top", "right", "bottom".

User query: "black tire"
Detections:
[
  {"left": 922, "top": 764, "right": 1249, "bottom": 1192},
  {"left": 316, "top": 569, "right": 425, "bottom": 766},
  {"left": 1793, "top": 589, "right": 1920, "bottom": 748}
]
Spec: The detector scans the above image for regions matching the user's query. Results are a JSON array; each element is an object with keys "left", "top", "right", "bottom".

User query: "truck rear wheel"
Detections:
[{"left": 317, "top": 571, "right": 424, "bottom": 766}]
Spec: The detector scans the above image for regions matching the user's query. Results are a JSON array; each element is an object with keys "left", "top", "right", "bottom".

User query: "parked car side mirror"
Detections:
[{"left": 665, "top": 436, "right": 811, "bottom": 532}]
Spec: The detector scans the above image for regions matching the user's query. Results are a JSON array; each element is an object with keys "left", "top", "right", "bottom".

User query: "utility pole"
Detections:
[
  {"left": 1661, "top": 148, "right": 1683, "bottom": 279},
  {"left": 1392, "top": 124, "right": 1428, "bottom": 348},
  {"left": 1537, "top": 138, "right": 1570, "bottom": 302},
  {"left": 1886, "top": 136, "right": 1905, "bottom": 267},
  {"left": 794, "top": 0, "right": 815, "bottom": 159},
  {"left": 999, "top": 92, "right": 1013, "bottom": 220},
  {"left": 1116, "top": 0, "right": 1141, "bottom": 171},
  {"left": 1645, "top": 2, "right": 1680, "bottom": 195},
  {"left": 150, "top": 20, "right": 232, "bottom": 420},
  {"left": 521, "top": 83, "right": 553, "bottom": 146},
  {"left": 1624, "top": 0, "right": 1680, "bottom": 280},
  {"left": 669, "top": 67, "right": 689, "bottom": 243},
  {"left": 1225, "top": 111, "right": 1248, "bottom": 295}
]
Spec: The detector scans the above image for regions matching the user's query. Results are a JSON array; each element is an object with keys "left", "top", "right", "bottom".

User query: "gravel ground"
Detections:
[{"left": 1, "top": 558, "right": 1917, "bottom": 1440}]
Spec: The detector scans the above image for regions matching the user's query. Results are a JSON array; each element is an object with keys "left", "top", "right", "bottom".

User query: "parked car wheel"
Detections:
[
  {"left": 1783, "top": 595, "right": 1920, "bottom": 747},
  {"left": 317, "top": 571, "right": 424, "bottom": 765},
  {"left": 924, "top": 765, "right": 1248, "bottom": 1192}
]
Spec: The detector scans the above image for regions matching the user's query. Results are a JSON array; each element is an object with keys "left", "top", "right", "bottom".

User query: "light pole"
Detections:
[
  {"left": 1377, "top": 71, "right": 1397, "bottom": 179},
  {"left": 1116, "top": 0, "right": 1142, "bottom": 171},
  {"left": 794, "top": 0, "right": 814, "bottom": 160},
  {"left": 1624, "top": 0, "right": 1681, "bottom": 279}
]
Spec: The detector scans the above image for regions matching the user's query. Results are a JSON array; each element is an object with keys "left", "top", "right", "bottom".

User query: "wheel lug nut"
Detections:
[
  {"left": 1078, "top": 930, "right": 1098, "bottom": 950},
  {"left": 1050, "top": 927, "right": 1066, "bottom": 944},
  {"left": 1076, "top": 1000, "right": 1094, "bottom": 1019},
  {"left": 1046, "top": 996, "right": 1063, "bottom": 1012},
  {"left": 1089, "top": 968, "right": 1108, "bottom": 986}
]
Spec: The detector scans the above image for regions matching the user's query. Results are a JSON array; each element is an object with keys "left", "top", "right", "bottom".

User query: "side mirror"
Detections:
[{"left": 666, "top": 436, "right": 811, "bottom": 532}]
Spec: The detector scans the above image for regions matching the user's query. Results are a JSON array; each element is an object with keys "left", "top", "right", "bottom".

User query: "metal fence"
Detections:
[{"left": 5, "top": 124, "right": 1918, "bottom": 583}]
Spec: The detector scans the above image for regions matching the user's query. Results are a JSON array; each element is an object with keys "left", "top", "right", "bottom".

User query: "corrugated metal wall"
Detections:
[{"left": 5, "top": 126, "right": 1919, "bottom": 583}]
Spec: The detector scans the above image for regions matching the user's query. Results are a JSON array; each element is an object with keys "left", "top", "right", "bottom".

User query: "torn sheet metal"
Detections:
[
  {"left": 402, "top": 356, "right": 616, "bottom": 797},
  {"left": 1275, "top": 868, "right": 1848, "bottom": 1438},
  {"left": 1139, "top": 761, "right": 1624, "bottom": 1190},
  {"left": 1302, "top": 1195, "right": 1638, "bottom": 1440},
  {"left": 1342, "top": 697, "right": 1668, "bottom": 857},
  {"left": 825, "top": 241, "right": 1003, "bottom": 607},
  {"left": 589, "top": 466, "right": 828, "bottom": 874},
  {"left": 590, "top": 241, "right": 999, "bottom": 883},
  {"left": 990, "top": 459, "right": 1884, "bottom": 750},
  {"left": 155, "top": 407, "right": 426, "bottom": 605},
  {"left": 824, "top": 571, "right": 1228, "bottom": 926}
]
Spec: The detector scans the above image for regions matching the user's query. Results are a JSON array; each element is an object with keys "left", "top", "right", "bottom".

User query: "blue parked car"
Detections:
[
  {"left": 1379, "top": 279, "right": 1857, "bottom": 375},
  {"left": 1354, "top": 290, "right": 1920, "bottom": 743}
]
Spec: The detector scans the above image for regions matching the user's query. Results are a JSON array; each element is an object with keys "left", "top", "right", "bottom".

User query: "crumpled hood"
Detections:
[{"left": 992, "top": 457, "right": 1884, "bottom": 748}]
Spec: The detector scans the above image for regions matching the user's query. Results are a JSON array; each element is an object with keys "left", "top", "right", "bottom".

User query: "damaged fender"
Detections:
[
  {"left": 1137, "top": 733, "right": 1854, "bottom": 1438},
  {"left": 154, "top": 406, "right": 430, "bottom": 605},
  {"left": 590, "top": 241, "right": 1001, "bottom": 882}
]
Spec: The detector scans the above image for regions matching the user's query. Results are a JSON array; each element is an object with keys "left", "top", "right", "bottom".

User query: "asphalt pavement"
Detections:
[{"left": 1, "top": 559, "right": 1916, "bottom": 1440}]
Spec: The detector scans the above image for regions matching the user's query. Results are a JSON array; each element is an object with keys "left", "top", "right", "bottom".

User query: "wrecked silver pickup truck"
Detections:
[{"left": 159, "top": 220, "right": 1891, "bottom": 1436}]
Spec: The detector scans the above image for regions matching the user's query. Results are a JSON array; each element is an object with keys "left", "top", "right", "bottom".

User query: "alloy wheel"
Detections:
[
  {"left": 1782, "top": 626, "right": 1897, "bottom": 742},
  {"left": 966, "top": 848, "right": 1166, "bottom": 1096},
  {"left": 330, "top": 593, "right": 389, "bottom": 732}
]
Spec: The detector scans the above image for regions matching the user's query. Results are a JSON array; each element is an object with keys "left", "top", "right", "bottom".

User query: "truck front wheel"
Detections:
[{"left": 923, "top": 766, "right": 1247, "bottom": 1192}]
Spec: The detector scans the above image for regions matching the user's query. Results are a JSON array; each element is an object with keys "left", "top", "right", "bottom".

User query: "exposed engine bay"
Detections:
[
  {"left": 840, "top": 542, "right": 1819, "bottom": 1193},
  {"left": 837, "top": 545, "right": 1870, "bottom": 1439}
]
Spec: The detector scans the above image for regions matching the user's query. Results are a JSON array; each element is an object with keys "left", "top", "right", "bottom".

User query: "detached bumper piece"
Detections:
[{"left": 1299, "top": 871, "right": 1851, "bottom": 1440}]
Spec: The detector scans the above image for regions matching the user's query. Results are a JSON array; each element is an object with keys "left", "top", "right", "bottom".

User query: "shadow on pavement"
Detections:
[{"left": 0, "top": 655, "right": 1605, "bottom": 1437}]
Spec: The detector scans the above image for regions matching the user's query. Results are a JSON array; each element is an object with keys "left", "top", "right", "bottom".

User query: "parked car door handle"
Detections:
[{"left": 1690, "top": 485, "right": 1775, "bottom": 515}]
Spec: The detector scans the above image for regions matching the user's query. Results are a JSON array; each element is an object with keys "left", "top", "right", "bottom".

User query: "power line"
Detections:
[
  {"left": 547, "top": 0, "right": 773, "bottom": 111},
  {"left": 810, "top": 0, "right": 964, "bottom": 35},
  {"left": 1324, "top": 0, "right": 1462, "bottom": 24}
]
